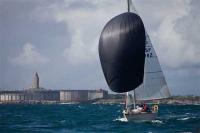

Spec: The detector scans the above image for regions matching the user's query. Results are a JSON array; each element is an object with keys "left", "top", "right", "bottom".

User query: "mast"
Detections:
[
  {"left": 127, "top": 0, "right": 130, "bottom": 12},
  {"left": 125, "top": 92, "right": 128, "bottom": 109},
  {"left": 133, "top": 90, "right": 136, "bottom": 109},
  {"left": 126, "top": 0, "right": 137, "bottom": 110}
]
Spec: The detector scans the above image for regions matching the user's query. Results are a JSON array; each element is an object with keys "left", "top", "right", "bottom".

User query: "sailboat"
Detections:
[
  {"left": 122, "top": 0, "right": 171, "bottom": 121},
  {"left": 99, "top": 0, "right": 170, "bottom": 121}
]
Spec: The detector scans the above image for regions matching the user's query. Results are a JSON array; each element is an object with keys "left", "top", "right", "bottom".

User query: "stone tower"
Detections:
[{"left": 32, "top": 72, "right": 39, "bottom": 88}]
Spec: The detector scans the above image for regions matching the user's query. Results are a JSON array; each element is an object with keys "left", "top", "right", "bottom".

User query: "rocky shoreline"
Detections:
[
  {"left": 92, "top": 95, "right": 200, "bottom": 105},
  {"left": 0, "top": 95, "right": 200, "bottom": 105}
]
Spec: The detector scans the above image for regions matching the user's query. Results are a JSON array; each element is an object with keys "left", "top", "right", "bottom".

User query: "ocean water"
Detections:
[{"left": 0, "top": 104, "right": 199, "bottom": 133}]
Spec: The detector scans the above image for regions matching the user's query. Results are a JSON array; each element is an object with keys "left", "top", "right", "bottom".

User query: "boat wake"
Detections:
[
  {"left": 113, "top": 117, "right": 128, "bottom": 122},
  {"left": 113, "top": 117, "right": 164, "bottom": 123}
]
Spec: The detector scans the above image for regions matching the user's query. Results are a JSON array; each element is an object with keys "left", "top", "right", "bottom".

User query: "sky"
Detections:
[{"left": 0, "top": 0, "right": 200, "bottom": 95}]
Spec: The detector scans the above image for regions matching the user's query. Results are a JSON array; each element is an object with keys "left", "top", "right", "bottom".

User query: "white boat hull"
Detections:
[{"left": 124, "top": 112, "right": 157, "bottom": 121}]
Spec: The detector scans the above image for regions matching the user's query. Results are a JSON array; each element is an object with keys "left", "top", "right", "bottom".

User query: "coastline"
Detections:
[
  {"left": 0, "top": 95, "right": 200, "bottom": 105},
  {"left": 92, "top": 95, "right": 200, "bottom": 105}
]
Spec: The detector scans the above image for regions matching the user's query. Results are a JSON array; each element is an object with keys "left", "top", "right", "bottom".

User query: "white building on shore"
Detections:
[{"left": 0, "top": 73, "right": 108, "bottom": 103}]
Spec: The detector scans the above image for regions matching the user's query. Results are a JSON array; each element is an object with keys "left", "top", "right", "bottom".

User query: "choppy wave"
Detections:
[
  {"left": 178, "top": 117, "right": 190, "bottom": 121},
  {"left": 0, "top": 104, "right": 199, "bottom": 132},
  {"left": 151, "top": 120, "right": 163, "bottom": 124},
  {"left": 177, "top": 116, "right": 196, "bottom": 121}
]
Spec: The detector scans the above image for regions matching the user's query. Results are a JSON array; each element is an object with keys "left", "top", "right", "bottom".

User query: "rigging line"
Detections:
[
  {"left": 129, "top": 0, "right": 138, "bottom": 14},
  {"left": 146, "top": 71, "right": 162, "bottom": 73}
]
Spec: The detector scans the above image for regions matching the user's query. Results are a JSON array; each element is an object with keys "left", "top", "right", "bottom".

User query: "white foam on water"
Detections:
[
  {"left": 59, "top": 102, "right": 79, "bottom": 105},
  {"left": 177, "top": 117, "right": 189, "bottom": 121},
  {"left": 78, "top": 105, "right": 84, "bottom": 109},
  {"left": 151, "top": 120, "right": 163, "bottom": 124},
  {"left": 178, "top": 116, "right": 196, "bottom": 121},
  {"left": 170, "top": 115, "right": 179, "bottom": 118},
  {"left": 113, "top": 117, "right": 128, "bottom": 122}
]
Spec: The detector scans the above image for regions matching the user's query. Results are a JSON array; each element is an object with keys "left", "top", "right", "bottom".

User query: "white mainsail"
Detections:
[
  {"left": 134, "top": 33, "right": 171, "bottom": 100},
  {"left": 129, "top": 0, "right": 171, "bottom": 100}
]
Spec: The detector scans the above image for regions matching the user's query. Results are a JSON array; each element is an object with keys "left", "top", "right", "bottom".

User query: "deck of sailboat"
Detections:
[{"left": 124, "top": 111, "right": 157, "bottom": 121}]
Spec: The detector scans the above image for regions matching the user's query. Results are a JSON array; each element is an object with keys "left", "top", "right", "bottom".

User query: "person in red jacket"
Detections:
[{"left": 141, "top": 103, "right": 148, "bottom": 112}]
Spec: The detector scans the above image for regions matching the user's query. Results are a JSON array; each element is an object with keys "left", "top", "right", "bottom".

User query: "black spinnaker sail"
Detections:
[{"left": 99, "top": 12, "right": 146, "bottom": 93}]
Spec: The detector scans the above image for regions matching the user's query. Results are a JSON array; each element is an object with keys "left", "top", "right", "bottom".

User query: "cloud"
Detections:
[
  {"left": 2, "top": 0, "right": 200, "bottom": 94},
  {"left": 34, "top": 0, "right": 200, "bottom": 69},
  {"left": 63, "top": 30, "right": 98, "bottom": 65},
  {"left": 35, "top": 0, "right": 126, "bottom": 65},
  {"left": 11, "top": 43, "right": 49, "bottom": 66},
  {"left": 138, "top": 0, "right": 200, "bottom": 69}
]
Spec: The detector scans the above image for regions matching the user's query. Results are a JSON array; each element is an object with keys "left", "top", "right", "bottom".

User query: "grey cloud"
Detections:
[
  {"left": 0, "top": 0, "right": 199, "bottom": 95},
  {"left": 10, "top": 43, "right": 49, "bottom": 66}
]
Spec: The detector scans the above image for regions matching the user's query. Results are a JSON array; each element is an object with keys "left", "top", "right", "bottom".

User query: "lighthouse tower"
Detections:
[{"left": 32, "top": 72, "right": 39, "bottom": 88}]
